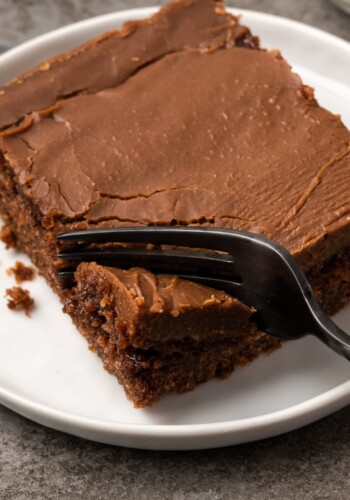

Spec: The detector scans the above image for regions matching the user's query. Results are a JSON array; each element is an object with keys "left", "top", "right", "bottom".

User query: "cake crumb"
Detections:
[
  {"left": 39, "top": 62, "right": 51, "bottom": 71},
  {"left": 0, "top": 226, "right": 17, "bottom": 249},
  {"left": 214, "top": 4, "right": 226, "bottom": 15},
  {"left": 302, "top": 84, "right": 315, "bottom": 101},
  {"left": 135, "top": 296, "right": 145, "bottom": 307},
  {"left": 7, "top": 261, "right": 35, "bottom": 284},
  {"left": 100, "top": 294, "right": 110, "bottom": 308},
  {"left": 6, "top": 286, "right": 35, "bottom": 316}
]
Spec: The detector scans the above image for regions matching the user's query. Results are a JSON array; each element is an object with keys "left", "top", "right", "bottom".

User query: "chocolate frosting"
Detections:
[
  {"left": 1, "top": 0, "right": 350, "bottom": 273},
  {"left": 76, "top": 262, "right": 255, "bottom": 346},
  {"left": 0, "top": 0, "right": 255, "bottom": 131}
]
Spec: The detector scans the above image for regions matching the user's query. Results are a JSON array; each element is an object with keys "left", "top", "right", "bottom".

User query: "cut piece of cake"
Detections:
[
  {"left": 65, "top": 262, "right": 279, "bottom": 407},
  {"left": 1, "top": 0, "right": 350, "bottom": 406}
]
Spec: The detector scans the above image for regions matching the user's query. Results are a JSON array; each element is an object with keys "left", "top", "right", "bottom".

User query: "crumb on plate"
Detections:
[
  {"left": 7, "top": 261, "right": 36, "bottom": 283},
  {"left": 6, "top": 286, "right": 35, "bottom": 316},
  {"left": 0, "top": 225, "right": 17, "bottom": 249}
]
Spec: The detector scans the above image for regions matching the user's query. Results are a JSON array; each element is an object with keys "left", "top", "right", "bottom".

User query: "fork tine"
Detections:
[
  {"left": 56, "top": 226, "right": 297, "bottom": 284},
  {"left": 58, "top": 248, "right": 242, "bottom": 280},
  {"left": 57, "top": 227, "right": 350, "bottom": 359},
  {"left": 56, "top": 226, "right": 255, "bottom": 254},
  {"left": 56, "top": 227, "right": 307, "bottom": 292}
]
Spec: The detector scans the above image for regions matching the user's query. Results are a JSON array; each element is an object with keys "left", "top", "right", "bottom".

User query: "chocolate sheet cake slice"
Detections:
[
  {"left": 1, "top": 0, "right": 350, "bottom": 406},
  {"left": 66, "top": 263, "right": 269, "bottom": 407}
]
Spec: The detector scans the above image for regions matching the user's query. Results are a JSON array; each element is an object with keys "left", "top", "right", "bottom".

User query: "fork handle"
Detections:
[
  {"left": 312, "top": 318, "right": 350, "bottom": 361},
  {"left": 306, "top": 293, "right": 350, "bottom": 361}
]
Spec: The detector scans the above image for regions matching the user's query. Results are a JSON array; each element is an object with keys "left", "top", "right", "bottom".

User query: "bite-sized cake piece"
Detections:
[
  {"left": 1, "top": 0, "right": 350, "bottom": 406},
  {"left": 6, "top": 286, "right": 35, "bottom": 316},
  {"left": 65, "top": 262, "right": 279, "bottom": 407},
  {"left": 7, "top": 261, "right": 35, "bottom": 283}
]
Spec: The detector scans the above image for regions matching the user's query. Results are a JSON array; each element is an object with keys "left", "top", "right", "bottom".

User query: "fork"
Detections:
[{"left": 57, "top": 226, "right": 350, "bottom": 360}]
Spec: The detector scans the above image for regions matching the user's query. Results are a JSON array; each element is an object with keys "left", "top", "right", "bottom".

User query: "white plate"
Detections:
[{"left": 0, "top": 7, "right": 350, "bottom": 451}]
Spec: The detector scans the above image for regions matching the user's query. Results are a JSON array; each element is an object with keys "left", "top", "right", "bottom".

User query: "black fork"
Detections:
[{"left": 57, "top": 226, "right": 350, "bottom": 360}]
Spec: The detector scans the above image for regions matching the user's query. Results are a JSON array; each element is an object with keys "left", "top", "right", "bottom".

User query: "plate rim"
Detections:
[
  {"left": 1, "top": 379, "right": 349, "bottom": 449},
  {"left": 1, "top": 6, "right": 350, "bottom": 62},
  {"left": 1, "top": 379, "right": 350, "bottom": 433},
  {"left": 0, "top": 6, "right": 350, "bottom": 450}
]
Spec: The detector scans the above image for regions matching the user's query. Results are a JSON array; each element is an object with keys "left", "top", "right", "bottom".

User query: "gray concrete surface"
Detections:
[{"left": 0, "top": 1, "right": 349, "bottom": 499}]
